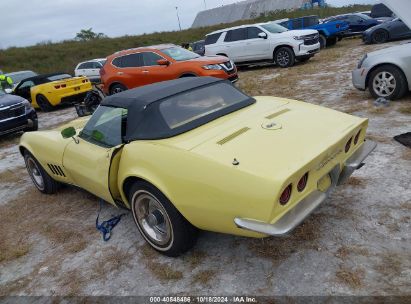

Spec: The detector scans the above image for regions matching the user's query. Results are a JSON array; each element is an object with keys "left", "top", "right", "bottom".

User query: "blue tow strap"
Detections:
[{"left": 96, "top": 200, "right": 127, "bottom": 242}]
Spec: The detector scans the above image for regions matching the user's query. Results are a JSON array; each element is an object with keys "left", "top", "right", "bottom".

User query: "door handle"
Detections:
[
  {"left": 142, "top": 70, "right": 149, "bottom": 74},
  {"left": 117, "top": 72, "right": 124, "bottom": 75}
]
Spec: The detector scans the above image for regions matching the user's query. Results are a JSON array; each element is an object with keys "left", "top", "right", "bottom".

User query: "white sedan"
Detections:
[{"left": 74, "top": 58, "right": 106, "bottom": 83}]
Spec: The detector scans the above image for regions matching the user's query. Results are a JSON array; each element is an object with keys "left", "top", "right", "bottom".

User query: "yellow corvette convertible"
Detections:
[
  {"left": 13, "top": 73, "right": 92, "bottom": 111},
  {"left": 19, "top": 77, "right": 376, "bottom": 256}
]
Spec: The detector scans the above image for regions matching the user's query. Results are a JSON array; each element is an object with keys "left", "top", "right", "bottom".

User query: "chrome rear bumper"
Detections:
[{"left": 234, "top": 140, "right": 377, "bottom": 236}]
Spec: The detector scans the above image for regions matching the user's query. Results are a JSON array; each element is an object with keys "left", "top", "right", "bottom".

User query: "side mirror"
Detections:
[
  {"left": 258, "top": 32, "right": 268, "bottom": 39},
  {"left": 61, "top": 127, "right": 76, "bottom": 139},
  {"left": 157, "top": 59, "right": 170, "bottom": 66}
]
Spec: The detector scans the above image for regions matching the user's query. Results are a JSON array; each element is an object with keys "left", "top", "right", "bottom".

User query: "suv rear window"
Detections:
[
  {"left": 205, "top": 33, "right": 222, "bottom": 45},
  {"left": 224, "top": 28, "right": 247, "bottom": 42}
]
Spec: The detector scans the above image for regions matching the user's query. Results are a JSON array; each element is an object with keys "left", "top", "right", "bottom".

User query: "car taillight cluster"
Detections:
[
  {"left": 336, "top": 24, "right": 340, "bottom": 29},
  {"left": 345, "top": 129, "right": 362, "bottom": 153},
  {"left": 279, "top": 172, "right": 309, "bottom": 205},
  {"left": 82, "top": 79, "right": 89, "bottom": 83},
  {"left": 54, "top": 84, "right": 67, "bottom": 89}
]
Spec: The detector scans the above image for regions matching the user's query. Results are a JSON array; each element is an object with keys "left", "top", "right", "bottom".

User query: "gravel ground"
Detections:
[{"left": 0, "top": 38, "right": 410, "bottom": 297}]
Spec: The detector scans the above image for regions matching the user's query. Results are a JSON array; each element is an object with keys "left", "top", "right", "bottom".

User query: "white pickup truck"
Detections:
[{"left": 205, "top": 22, "right": 320, "bottom": 68}]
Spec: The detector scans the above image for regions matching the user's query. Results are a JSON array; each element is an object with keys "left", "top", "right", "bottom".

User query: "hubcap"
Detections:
[
  {"left": 374, "top": 31, "right": 387, "bottom": 43},
  {"left": 373, "top": 71, "right": 396, "bottom": 97},
  {"left": 277, "top": 51, "right": 289, "bottom": 67},
  {"left": 26, "top": 157, "right": 45, "bottom": 190},
  {"left": 132, "top": 192, "right": 172, "bottom": 246}
]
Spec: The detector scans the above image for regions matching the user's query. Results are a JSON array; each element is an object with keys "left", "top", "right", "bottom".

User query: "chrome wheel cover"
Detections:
[
  {"left": 132, "top": 190, "right": 173, "bottom": 249},
  {"left": 277, "top": 50, "right": 290, "bottom": 67},
  {"left": 373, "top": 71, "right": 396, "bottom": 97},
  {"left": 26, "top": 157, "right": 45, "bottom": 190}
]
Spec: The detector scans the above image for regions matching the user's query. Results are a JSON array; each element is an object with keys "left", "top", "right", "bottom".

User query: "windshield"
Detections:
[
  {"left": 98, "top": 60, "right": 106, "bottom": 66},
  {"left": 47, "top": 74, "right": 72, "bottom": 81},
  {"left": 358, "top": 13, "right": 372, "bottom": 20},
  {"left": 261, "top": 22, "right": 288, "bottom": 33},
  {"left": 162, "top": 47, "right": 200, "bottom": 61},
  {"left": 6, "top": 71, "right": 37, "bottom": 83},
  {"left": 159, "top": 83, "right": 250, "bottom": 129}
]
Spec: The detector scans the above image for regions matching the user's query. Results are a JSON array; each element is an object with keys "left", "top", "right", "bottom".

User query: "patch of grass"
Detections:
[
  {"left": 401, "top": 149, "right": 411, "bottom": 161},
  {"left": 140, "top": 244, "right": 183, "bottom": 281},
  {"left": 335, "top": 267, "right": 365, "bottom": 289},
  {"left": 397, "top": 104, "right": 411, "bottom": 114},
  {"left": 192, "top": 270, "right": 216, "bottom": 286},
  {"left": 366, "top": 134, "right": 392, "bottom": 144},
  {"left": 367, "top": 106, "right": 391, "bottom": 114},
  {"left": 347, "top": 177, "right": 367, "bottom": 188},
  {"left": 0, "top": 167, "right": 26, "bottom": 184},
  {"left": 183, "top": 250, "right": 207, "bottom": 269},
  {"left": 0, "top": 242, "right": 30, "bottom": 263},
  {"left": 335, "top": 245, "right": 370, "bottom": 260}
]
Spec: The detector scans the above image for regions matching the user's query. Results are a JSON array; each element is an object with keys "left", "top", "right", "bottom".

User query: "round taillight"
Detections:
[
  {"left": 354, "top": 130, "right": 361, "bottom": 145},
  {"left": 279, "top": 184, "right": 292, "bottom": 205},
  {"left": 345, "top": 138, "right": 352, "bottom": 153},
  {"left": 297, "top": 173, "right": 309, "bottom": 192}
]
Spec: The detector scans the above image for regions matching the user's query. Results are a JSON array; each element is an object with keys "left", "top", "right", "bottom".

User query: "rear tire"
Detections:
[
  {"left": 367, "top": 65, "right": 407, "bottom": 100},
  {"left": 36, "top": 95, "right": 53, "bottom": 112},
  {"left": 372, "top": 29, "right": 389, "bottom": 44},
  {"left": 128, "top": 181, "right": 198, "bottom": 257},
  {"left": 24, "top": 118, "right": 38, "bottom": 132},
  {"left": 319, "top": 34, "right": 327, "bottom": 48},
  {"left": 110, "top": 83, "right": 127, "bottom": 95},
  {"left": 24, "top": 151, "right": 59, "bottom": 194},
  {"left": 274, "top": 47, "right": 295, "bottom": 68}
]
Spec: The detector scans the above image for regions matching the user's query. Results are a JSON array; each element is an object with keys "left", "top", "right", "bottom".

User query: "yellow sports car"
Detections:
[
  {"left": 13, "top": 73, "right": 92, "bottom": 111},
  {"left": 19, "top": 77, "right": 376, "bottom": 256}
]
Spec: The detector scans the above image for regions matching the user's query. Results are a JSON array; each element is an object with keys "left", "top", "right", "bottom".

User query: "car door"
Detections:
[
  {"left": 223, "top": 28, "right": 247, "bottom": 62},
  {"left": 63, "top": 106, "right": 127, "bottom": 204},
  {"left": 117, "top": 53, "right": 147, "bottom": 89},
  {"left": 89, "top": 62, "right": 102, "bottom": 78},
  {"left": 14, "top": 80, "right": 35, "bottom": 101},
  {"left": 243, "top": 26, "right": 270, "bottom": 60},
  {"left": 140, "top": 51, "right": 170, "bottom": 84}
]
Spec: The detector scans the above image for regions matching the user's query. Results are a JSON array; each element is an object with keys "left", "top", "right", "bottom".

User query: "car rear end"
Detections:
[{"left": 47, "top": 77, "right": 92, "bottom": 105}]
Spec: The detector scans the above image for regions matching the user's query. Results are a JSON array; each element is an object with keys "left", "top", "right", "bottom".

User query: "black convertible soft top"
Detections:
[
  {"left": 101, "top": 77, "right": 255, "bottom": 141},
  {"left": 18, "top": 72, "right": 69, "bottom": 86}
]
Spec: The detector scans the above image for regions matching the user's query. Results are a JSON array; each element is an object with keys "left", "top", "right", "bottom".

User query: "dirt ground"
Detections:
[{"left": 0, "top": 38, "right": 410, "bottom": 297}]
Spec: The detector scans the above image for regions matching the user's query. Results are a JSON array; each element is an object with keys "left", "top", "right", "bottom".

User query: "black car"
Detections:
[
  {"left": 0, "top": 90, "right": 38, "bottom": 136},
  {"left": 324, "top": 13, "right": 380, "bottom": 36},
  {"left": 363, "top": 18, "right": 411, "bottom": 44},
  {"left": 190, "top": 40, "right": 205, "bottom": 56}
]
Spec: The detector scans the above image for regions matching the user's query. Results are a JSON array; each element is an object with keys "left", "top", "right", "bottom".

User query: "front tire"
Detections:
[
  {"left": 372, "top": 29, "right": 389, "bottom": 44},
  {"left": 36, "top": 95, "right": 53, "bottom": 112},
  {"left": 129, "top": 181, "right": 198, "bottom": 257},
  {"left": 274, "top": 47, "right": 295, "bottom": 68},
  {"left": 319, "top": 34, "right": 327, "bottom": 48},
  {"left": 24, "top": 152, "right": 59, "bottom": 194},
  {"left": 368, "top": 65, "right": 407, "bottom": 100}
]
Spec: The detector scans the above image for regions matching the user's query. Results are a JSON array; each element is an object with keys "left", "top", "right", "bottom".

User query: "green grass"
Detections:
[{"left": 0, "top": 5, "right": 371, "bottom": 74}]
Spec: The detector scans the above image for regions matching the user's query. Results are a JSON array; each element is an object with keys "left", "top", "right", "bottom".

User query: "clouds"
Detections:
[{"left": 0, "top": 0, "right": 377, "bottom": 49}]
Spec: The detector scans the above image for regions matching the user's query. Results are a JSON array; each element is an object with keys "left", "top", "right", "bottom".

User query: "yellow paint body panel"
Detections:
[
  {"left": 30, "top": 76, "right": 92, "bottom": 108},
  {"left": 19, "top": 96, "right": 369, "bottom": 238}
]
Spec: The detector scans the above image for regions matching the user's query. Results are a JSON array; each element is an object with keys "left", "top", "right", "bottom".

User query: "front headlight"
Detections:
[
  {"left": 293, "top": 36, "right": 304, "bottom": 40},
  {"left": 202, "top": 64, "right": 223, "bottom": 70},
  {"left": 357, "top": 54, "right": 368, "bottom": 69},
  {"left": 22, "top": 99, "right": 32, "bottom": 111}
]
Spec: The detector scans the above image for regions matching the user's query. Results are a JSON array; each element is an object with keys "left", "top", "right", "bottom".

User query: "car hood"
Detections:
[
  {"left": 164, "top": 96, "right": 366, "bottom": 180},
  {"left": 0, "top": 93, "right": 27, "bottom": 107},
  {"left": 367, "top": 42, "right": 411, "bottom": 57},
  {"left": 276, "top": 29, "right": 318, "bottom": 37}
]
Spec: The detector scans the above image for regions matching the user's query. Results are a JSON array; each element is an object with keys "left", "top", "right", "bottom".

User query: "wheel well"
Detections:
[
  {"left": 365, "top": 63, "right": 407, "bottom": 89},
  {"left": 179, "top": 73, "right": 197, "bottom": 78},
  {"left": 123, "top": 176, "right": 152, "bottom": 202},
  {"left": 273, "top": 45, "right": 294, "bottom": 58},
  {"left": 19, "top": 146, "right": 28, "bottom": 156},
  {"left": 108, "top": 82, "right": 125, "bottom": 93}
]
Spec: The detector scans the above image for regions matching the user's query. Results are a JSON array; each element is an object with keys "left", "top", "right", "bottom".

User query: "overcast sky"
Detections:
[{"left": 1, "top": 0, "right": 377, "bottom": 49}]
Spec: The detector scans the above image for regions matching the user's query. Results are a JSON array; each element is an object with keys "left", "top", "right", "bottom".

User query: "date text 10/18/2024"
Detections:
[{"left": 149, "top": 296, "right": 257, "bottom": 303}]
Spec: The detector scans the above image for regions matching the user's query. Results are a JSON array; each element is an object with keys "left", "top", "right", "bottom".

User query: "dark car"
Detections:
[
  {"left": 190, "top": 40, "right": 205, "bottom": 56},
  {"left": 363, "top": 18, "right": 411, "bottom": 44},
  {"left": 324, "top": 13, "right": 380, "bottom": 36},
  {"left": 0, "top": 90, "right": 38, "bottom": 136}
]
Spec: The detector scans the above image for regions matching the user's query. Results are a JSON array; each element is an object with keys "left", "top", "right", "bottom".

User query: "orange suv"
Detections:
[{"left": 100, "top": 44, "right": 238, "bottom": 95}]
